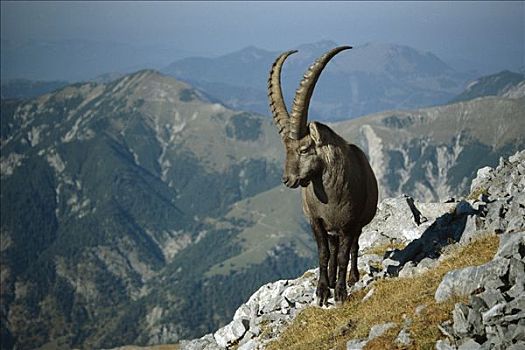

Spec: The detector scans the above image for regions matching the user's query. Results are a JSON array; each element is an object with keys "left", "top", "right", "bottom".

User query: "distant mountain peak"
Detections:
[
  {"left": 128, "top": 68, "right": 162, "bottom": 79},
  {"left": 450, "top": 70, "right": 525, "bottom": 103},
  {"left": 235, "top": 46, "right": 272, "bottom": 62},
  {"left": 295, "top": 39, "right": 339, "bottom": 51}
]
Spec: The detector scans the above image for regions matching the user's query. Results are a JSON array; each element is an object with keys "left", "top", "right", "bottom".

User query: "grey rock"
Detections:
[
  {"left": 359, "top": 254, "right": 383, "bottom": 275},
  {"left": 515, "top": 192, "right": 525, "bottom": 207},
  {"left": 234, "top": 303, "right": 253, "bottom": 322},
  {"left": 260, "top": 297, "right": 281, "bottom": 314},
  {"left": 382, "top": 258, "right": 401, "bottom": 268},
  {"left": 435, "top": 339, "right": 456, "bottom": 350},
  {"left": 504, "top": 295, "right": 525, "bottom": 315},
  {"left": 203, "top": 342, "right": 223, "bottom": 350},
  {"left": 418, "top": 257, "right": 437, "bottom": 269},
  {"left": 438, "top": 322, "right": 454, "bottom": 339},
  {"left": 346, "top": 338, "right": 367, "bottom": 350},
  {"left": 452, "top": 303, "right": 471, "bottom": 335},
  {"left": 508, "top": 151, "right": 525, "bottom": 163},
  {"left": 507, "top": 342, "right": 525, "bottom": 350},
  {"left": 481, "top": 303, "right": 505, "bottom": 324},
  {"left": 470, "top": 166, "right": 493, "bottom": 193},
  {"left": 249, "top": 325, "right": 260, "bottom": 337},
  {"left": 467, "top": 307, "right": 484, "bottom": 337},
  {"left": 213, "top": 319, "right": 248, "bottom": 348},
  {"left": 398, "top": 261, "right": 416, "bottom": 278},
  {"left": 469, "top": 295, "right": 488, "bottom": 312},
  {"left": 237, "top": 339, "right": 258, "bottom": 350},
  {"left": 511, "top": 320, "right": 525, "bottom": 341},
  {"left": 368, "top": 322, "right": 396, "bottom": 340},
  {"left": 395, "top": 328, "right": 412, "bottom": 346},
  {"left": 459, "top": 215, "right": 481, "bottom": 245},
  {"left": 507, "top": 213, "right": 525, "bottom": 233},
  {"left": 180, "top": 334, "right": 221, "bottom": 350},
  {"left": 457, "top": 338, "right": 481, "bottom": 350},
  {"left": 281, "top": 285, "right": 305, "bottom": 302},
  {"left": 359, "top": 196, "right": 455, "bottom": 252},
  {"left": 435, "top": 257, "right": 509, "bottom": 302},
  {"left": 506, "top": 282, "right": 525, "bottom": 299},
  {"left": 496, "top": 231, "right": 525, "bottom": 259},
  {"left": 479, "top": 289, "right": 506, "bottom": 309}
]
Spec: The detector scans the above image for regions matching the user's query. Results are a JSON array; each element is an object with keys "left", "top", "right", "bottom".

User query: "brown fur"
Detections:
[
  {"left": 283, "top": 122, "right": 378, "bottom": 305},
  {"left": 269, "top": 47, "right": 378, "bottom": 305}
]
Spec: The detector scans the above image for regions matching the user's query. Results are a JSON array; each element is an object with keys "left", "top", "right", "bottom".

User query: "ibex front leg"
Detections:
[
  {"left": 311, "top": 219, "right": 331, "bottom": 306},
  {"left": 335, "top": 231, "right": 353, "bottom": 304},
  {"left": 327, "top": 234, "right": 339, "bottom": 288},
  {"left": 349, "top": 232, "right": 361, "bottom": 285}
]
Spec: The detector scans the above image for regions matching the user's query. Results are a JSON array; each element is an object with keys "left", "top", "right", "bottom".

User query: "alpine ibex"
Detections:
[{"left": 268, "top": 46, "right": 378, "bottom": 305}]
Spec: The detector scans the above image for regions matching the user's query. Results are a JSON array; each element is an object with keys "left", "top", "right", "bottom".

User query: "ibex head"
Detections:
[{"left": 268, "top": 46, "right": 351, "bottom": 188}]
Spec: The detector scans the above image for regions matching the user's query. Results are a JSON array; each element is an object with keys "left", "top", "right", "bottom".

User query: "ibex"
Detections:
[{"left": 268, "top": 46, "right": 378, "bottom": 305}]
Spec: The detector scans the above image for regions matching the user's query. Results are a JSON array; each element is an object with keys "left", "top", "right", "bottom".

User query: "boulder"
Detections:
[
  {"left": 359, "top": 196, "right": 455, "bottom": 251},
  {"left": 368, "top": 322, "right": 397, "bottom": 340},
  {"left": 213, "top": 319, "right": 248, "bottom": 348},
  {"left": 435, "top": 257, "right": 509, "bottom": 303},
  {"left": 395, "top": 329, "right": 412, "bottom": 346},
  {"left": 346, "top": 338, "right": 367, "bottom": 350}
]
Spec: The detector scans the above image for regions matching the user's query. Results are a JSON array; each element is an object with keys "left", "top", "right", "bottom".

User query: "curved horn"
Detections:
[
  {"left": 268, "top": 50, "right": 297, "bottom": 140},
  {"left": 289, "top": 46, "right": 352, "bottom": 140}
]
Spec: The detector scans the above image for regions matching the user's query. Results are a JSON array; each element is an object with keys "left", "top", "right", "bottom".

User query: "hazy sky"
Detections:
[{"left": 1, "top": 1, "right": 524, "bottom": 79}]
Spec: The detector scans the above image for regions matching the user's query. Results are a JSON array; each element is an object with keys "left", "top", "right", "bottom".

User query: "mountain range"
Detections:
[
  {"left": 450, "top": 70, "right": 525, "bottom": 103},
  {"left": 1, "top": 67, "right": 524, "bottom": 349},
  {"left": 163, "top": 40, "right": 473, "bottom": 120}
]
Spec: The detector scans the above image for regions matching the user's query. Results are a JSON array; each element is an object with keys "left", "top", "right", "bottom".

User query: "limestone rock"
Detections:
[
  {"left": 434, "top": 257, "right": 509, "bottom": 303},
  {"left": 213, "top": 319, "right": 248, "bottom": 348},
  {"left": 346, "top": 338, "right": 367, "bottom": 350},
  {"left": 368, "top": 322, "right": 396, "bottom": 340}
]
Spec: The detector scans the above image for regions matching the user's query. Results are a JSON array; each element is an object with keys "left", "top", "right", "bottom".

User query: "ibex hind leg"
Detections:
[
  {"left": 348, "top": 232, "right": 361, "bottom": 285},
  {"left": 327, "top": 233, "right": 339, "bottom": 288}
]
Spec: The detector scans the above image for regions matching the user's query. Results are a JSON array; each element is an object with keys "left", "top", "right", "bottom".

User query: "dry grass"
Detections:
[
  {"left": 363, "top": 241, "right": 407, "bottom": 257},
  {"left": 467, "top": 186, "right": 488, "bottom": 201},
  {"left": 266, "top": 233, "right": 499, "bottom": 350},
  {"left": 113, "top": 345, "right": 180, "bottom": 350}
]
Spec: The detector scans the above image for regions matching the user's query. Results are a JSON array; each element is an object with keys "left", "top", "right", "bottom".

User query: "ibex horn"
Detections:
[
  {"left": 268, "top": 50, "right": 297, "bottom": 141},
  {"left": 289, "top": 46, "right": 352, "bottom": 140}
]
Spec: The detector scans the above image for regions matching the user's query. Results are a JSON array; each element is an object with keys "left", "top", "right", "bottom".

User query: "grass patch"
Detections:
[
  {"left": 467, "top": 186, "right": 488, "bottom": 201},
  {"left": 363, "top": 241, "right": 408, "bottom": 257},
  {"left": 266, "top": 234, "right": 499, "bottom": 350}
]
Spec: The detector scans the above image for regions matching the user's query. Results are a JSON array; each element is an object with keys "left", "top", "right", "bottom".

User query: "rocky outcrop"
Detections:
[
  {"left": 179, "top": 151, "right": 525, "bottom": 350},
  {"left": 435, "top": 232, "right": 524, "bottom": 350},
  {"left": 434, "top": 151, "right": 525, "bottom": 350},
  {"left": 179, "top": 272, "right": 318, "bottom": 350}
]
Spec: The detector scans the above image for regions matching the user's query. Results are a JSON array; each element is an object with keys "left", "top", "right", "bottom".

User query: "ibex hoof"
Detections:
[
  {"left": 316, "top": 283, "right": 331, "bottom": 307},
  {"left": 348, "top": 272, "right": 360, "bottom": 286},
  {"left": 335, "top": 283, "right": 348, "bottom": 304}
]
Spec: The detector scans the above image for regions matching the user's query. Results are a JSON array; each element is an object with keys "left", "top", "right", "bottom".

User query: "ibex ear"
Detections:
[{"left": 309, "top": 122, "right": 324, "bottom": 146}]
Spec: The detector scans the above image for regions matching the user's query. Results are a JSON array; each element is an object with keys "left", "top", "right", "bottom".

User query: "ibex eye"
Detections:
[{"left": 299, "top": 147, "right": 309, "bottom": 155}]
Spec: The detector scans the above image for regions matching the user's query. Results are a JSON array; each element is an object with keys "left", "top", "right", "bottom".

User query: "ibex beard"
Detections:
[{"left": 268, "top": 46, "right": 379, "bottom": 306}]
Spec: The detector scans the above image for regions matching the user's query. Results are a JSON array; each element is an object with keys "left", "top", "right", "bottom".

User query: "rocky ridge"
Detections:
[
  {"left": 434, "top": 150, "right": 525, "bottom": 350},
  {"left": 179, "top": 150, "right": 525, "bottom": 350}
]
